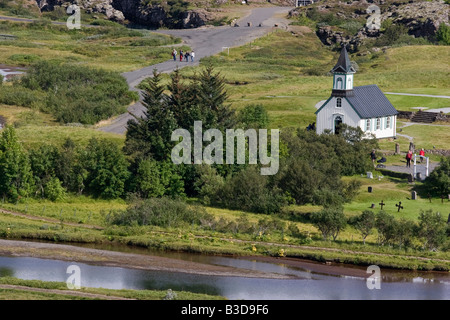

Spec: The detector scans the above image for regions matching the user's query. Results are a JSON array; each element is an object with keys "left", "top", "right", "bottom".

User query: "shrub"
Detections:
[
  {"left": 106, "top": 197, "right": 212, "bottom": 228},
  {"left": 436, "top": 23, "right": 450, "bottom": 45},
  {"left": 44, "top": 177, "right": 66, "bottom": 201},
  {"left": 18, "top": 61, "right": 135, "bottom": 124},
  {"left": 213, "top": 166, "right": 286, "bottom": 214},
  {"left": 311, "top": 207, "right": 347, "bottom": 241}
]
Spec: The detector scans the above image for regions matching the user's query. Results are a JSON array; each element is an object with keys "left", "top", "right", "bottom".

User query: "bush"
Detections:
[
  {"left": 106, "top": 197, "right": 213, "bottom": 228},
  {"left": 311, "top": 207, "right": 347, "bottom": 241},
  {"left": 436, "top": 23, "right": 450, "bottom": 45},
  {"left": 44, "top": 177, "right": 66, "bottom": 201},
  {"left": 237, "top": 104, "right": 269, "bottom": 129},
  {"left": 17, "top": 61, "right": 136, "bottom": 124},
  {"left": 422, "top": 156, "right": 450, "bottom": 196},
  {"left": 213, "top": 166, "right": 286, "bottom": 214}
]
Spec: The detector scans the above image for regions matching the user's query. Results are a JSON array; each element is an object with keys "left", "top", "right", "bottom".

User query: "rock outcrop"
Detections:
[
  {"left": 34, "top": 0, "right": 215, "bottom": 28},
  {"left": 291, "top": 0, "right": 449, "bottom": 51}
]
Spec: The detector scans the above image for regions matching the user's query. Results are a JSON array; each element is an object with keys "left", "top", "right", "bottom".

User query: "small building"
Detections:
[{"left": 315, "top": 46, "right": 398, "bottom": 139}]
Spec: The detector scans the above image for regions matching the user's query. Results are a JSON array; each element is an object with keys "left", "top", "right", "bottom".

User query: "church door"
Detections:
[{"left": 334, "top": 116, "right": 343, "bottom": 135}]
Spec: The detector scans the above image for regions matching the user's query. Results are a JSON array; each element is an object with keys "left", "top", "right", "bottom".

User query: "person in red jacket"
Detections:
[
  {"left": 406, "top": 150, "right": 413, "bottom": 168},
  {"left": 419, "top": 148, "right": 425, "bottom": 163}
]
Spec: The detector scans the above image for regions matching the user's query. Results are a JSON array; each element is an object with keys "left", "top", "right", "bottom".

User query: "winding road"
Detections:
[{"left": 98, "top": 6, "right": 293, "bottom": 134}]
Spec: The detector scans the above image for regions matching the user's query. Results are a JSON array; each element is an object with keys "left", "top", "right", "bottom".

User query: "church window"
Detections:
[
  {"left": 365, "top": 119, "right": 371, "bottom": 131},
  {"left": 386, "top": 116, "right": 391, "bottom": 129},
  {"left": 336, "top": 78, "right": 343, "bottom": 90},
  {"left": 336, "top": 98, "right": 342, "bottom": 108},
  {"left": 376, "top": 118, "right": 381, "bottom": 130}
]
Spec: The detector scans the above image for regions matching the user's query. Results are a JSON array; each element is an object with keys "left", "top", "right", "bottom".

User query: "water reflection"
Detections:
[{"left": 0, "top": 256, "right": 448, "bottom": 300}]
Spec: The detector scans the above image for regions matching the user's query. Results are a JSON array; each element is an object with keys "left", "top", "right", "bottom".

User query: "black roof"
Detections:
[
  {"left": 331, "top": 46, "right": 355, "bottom": 73},
  {"left": 346, "top": 85, "right": 398, "bottom": 118}
]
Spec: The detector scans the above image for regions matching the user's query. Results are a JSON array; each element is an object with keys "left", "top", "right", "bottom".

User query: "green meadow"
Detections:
[{"left": 0, "top": 14, "right": 448, "bottom": 273}]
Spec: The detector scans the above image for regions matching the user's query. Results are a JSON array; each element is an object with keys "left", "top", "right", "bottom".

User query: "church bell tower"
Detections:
[{"left": 331, "top": 46, "right": 355, "bottom": 97}]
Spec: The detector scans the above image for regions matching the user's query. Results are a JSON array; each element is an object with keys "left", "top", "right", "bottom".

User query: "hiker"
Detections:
[
  {"left": 406, "top": 150, "right": 413, "bottom": 168},
  {"left": 419, "top": 148, "right": 425, "bottom": 163},
  {"left": 172, "top": 49, "right": 177, "bottom": 61},
  {"left": 180, "top": 50, "right": 183, "bottom": 62},
  {"left": 185, "top": 51, "right": 190, "bottom": 62},
  {"left": 191, "top": 50, "right": 195, "bottom": 62}
]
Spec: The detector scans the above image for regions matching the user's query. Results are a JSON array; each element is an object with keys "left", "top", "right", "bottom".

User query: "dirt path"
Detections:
[{"left": 0, "top": 284, "right": 134, "bottom": 300}]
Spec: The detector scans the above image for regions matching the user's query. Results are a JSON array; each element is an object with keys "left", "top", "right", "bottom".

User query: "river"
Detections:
[{"left": 0, "top": 245, "right": 449, "bottom": 300}]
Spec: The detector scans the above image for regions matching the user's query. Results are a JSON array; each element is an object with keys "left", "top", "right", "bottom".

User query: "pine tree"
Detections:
[{"left": 198, "top": 65, "right": 236, "bottom": 130}]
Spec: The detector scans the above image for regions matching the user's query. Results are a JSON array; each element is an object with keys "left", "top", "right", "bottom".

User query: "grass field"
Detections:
[{"left": 0, "top": 20, "right": 184, "bottom": 72}]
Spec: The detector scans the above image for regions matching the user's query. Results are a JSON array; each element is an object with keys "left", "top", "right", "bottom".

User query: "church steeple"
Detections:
[{"left": 331, "top": 46, "right": 355, "bottom": 97}]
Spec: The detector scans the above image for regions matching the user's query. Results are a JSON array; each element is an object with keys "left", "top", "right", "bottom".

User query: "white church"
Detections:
[{"left": 315, "top": 46, "right": 398, "bottom": 139}]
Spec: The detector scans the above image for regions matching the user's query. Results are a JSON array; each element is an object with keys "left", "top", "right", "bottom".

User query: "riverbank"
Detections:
[
  {"left": 1, "top": 239, "right": 449, "bottom": 283},
  {"left": 0, "top": 239, "right": 291, "bottom": 280}
]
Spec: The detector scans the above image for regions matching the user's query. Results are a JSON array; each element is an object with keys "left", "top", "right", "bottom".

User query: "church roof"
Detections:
[
  {"left": 346, "top": 85, "right": 398, "bottom": 118},
  {"left": 331, "top": 46, "right": 355, "bottom": 73}
]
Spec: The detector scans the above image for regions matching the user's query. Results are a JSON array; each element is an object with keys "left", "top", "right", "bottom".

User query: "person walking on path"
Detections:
[
  {"left": 185, "top": 51, "right": 190, "bottom": 62},
  {"left": 191, "top": 50, "right": 195, "bottom": 62},
  {"left": 419, "top": 148, "right": 425, "bottom": 163},
  {"left": 180, "top": 50, "right": 184, "bottom": 62},
  {"left": 406, "top": 150, "right": 413, "bottom": 168},
  {"left": 172, "top": 49, "right": 177, "bottom": 61}
]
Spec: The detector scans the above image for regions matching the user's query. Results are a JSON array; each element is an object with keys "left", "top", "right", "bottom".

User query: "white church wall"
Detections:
[
  {"left": 316, "top": 97, "right": 360, "bottom": 134},
  {"left": 360, "top": 115, "right": 397, "bottom": 139}
]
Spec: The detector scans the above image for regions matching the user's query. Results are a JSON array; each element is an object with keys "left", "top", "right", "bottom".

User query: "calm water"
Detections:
[{"left": 0, "top": 254, "right": 449, "bottom": 300}]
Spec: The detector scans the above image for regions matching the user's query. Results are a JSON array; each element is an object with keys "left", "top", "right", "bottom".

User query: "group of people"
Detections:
[
  {"left": 405, "top": 148, "right": 426, "bottom": 168},
  {"left": 371, "top": 148, "right": 426, "bottom": 168},
  {"left": 172, "top": 49, "right": 195, "bottom": 62}
]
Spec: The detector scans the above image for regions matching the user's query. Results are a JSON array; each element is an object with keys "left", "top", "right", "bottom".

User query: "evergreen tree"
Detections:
[{"left": 197, "top": 64, "right": 235, "bottom": 130}]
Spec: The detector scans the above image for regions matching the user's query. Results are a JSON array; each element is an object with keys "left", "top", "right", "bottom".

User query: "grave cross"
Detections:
[
  {"left": 395, "top": 201, "right": 404, "bottom": 212},
  {"left": 379, "top": 200, "right": 386, "bottom": 210}
]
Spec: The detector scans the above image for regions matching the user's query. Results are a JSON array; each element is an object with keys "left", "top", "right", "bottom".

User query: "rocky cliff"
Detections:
[
  {"left": 289, "top": 0, "right": 449, "bottom": 52},
  {"left": 34, "top": 0, "right": 217, "bottom": 28}
]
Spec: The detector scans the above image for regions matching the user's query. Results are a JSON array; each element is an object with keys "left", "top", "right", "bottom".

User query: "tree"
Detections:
[
  {"left": 436, "top": 23, "right": 450, "bottom": 45},
  {"left": 350, "top": 210, "right": 375, "bottom": 245},
  {"left": 417, "top": 210, "right": 447, "bottom": 251},
  {"left": 394, "top": 218, "right": 415, "bottom": 249},
  {"left": 29, "top": 144, "right": 60, "bottom": 198},
  {"left": 44, "top": 177, "right": 66, "bottom": 201},
  {"left": 237, "top": 104, "right": 269, "bottom": 129},
  {"left": 375, "top": 211, "right": 397, "bottom": 246},
  {"left": 82, "top": 138, "right": 129, "bottom": 199},
  {"left": 135, "top": 159, "right": 165, "bottom": 198},
  {"left": 311, "top": 207, "right": 347, "bottom": 241},
  {"left": 214, "top": 166, "right": 286, "bottom": 214},
  {"left": 125, "top": 69, "right": 178, "bottom": 162},
  {"left": 422, "top": 156, "right": 450, "bottom": 197},
  {"left": 0, "top": 126, "right": 33, "bottom": 201},
  {"left": 197, "top": 64, "right": 235, "bottom": 130}
]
